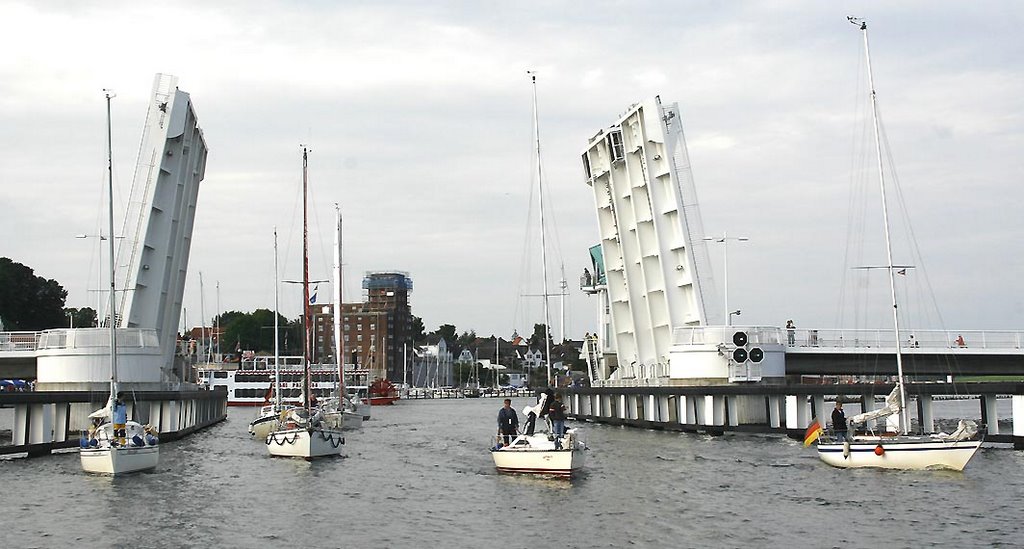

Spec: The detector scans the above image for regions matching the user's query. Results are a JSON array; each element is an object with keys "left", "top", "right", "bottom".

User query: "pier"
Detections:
[
  {"left": 0, "top": 387, "right": 227, "bottom": 457},
  {"left": 563, "top": 381, "right": 1024, "bottom": 449}
]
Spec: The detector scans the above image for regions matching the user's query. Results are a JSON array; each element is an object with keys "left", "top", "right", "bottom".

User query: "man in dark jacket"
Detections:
[
  {"left": 831, "top": 400, "right": 849, "bottom": 442},
  {"left": 497, "top": 399, "right": 519, "bottom": 446},
  {"left": 548, "top": 393, "right": 567, "bottom": 449}
]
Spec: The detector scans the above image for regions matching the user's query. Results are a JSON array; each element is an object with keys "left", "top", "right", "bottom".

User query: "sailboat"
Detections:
[
  {"left": 265, "top": 147, "right": 345, "bottom": 459},
  {"left": 814, "top": 18, "right": 983, "bottom": 471},
  {"left": 489, "top": 72, "right": 586, "bottom": 477},
  {"left": 80, "top": 91, "right": 160, "bottom": 475},
  {"left": 248, "top": 228, "right": 294, "bottom": 440},
  {"left": 318, "top": 203, "right": 363, "bottom": 431}
]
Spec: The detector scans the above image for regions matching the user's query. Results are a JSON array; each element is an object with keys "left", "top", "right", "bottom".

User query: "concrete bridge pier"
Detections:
[
  {"left": 785, "top": 394, "right": 811, "bottom": 437},
  {"left": 1013, "top": 395, "right": 1024, "bottom": 450},
  {"left": 13, "top": 403, "right": 55, "bottom": 457},
  {"left": 768, "top": 395, "right": 783, "bottom": 428},
  {"left": 917, "top": 396, "right": 935, "bottom": 433},
  {"left": 982, "top": 394, "right": 1000, "bottom": 435}
]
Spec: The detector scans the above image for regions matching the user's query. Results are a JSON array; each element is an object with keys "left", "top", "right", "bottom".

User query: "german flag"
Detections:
[{"left": 803, "top": 419, "right": 823, "bottom": 447}]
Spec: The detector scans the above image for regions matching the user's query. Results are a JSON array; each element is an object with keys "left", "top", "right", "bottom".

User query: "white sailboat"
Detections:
[
  {"left": 80, "top": 91, "right": 159, "bottom": 475},
  {"left": 266, "top": 147, "right": 345, "bottom": 459},
  {"left": 319, "top": 203, "right": 363, "bottom": 431},
  {"left": 490, "top": 72, "right": 586, "bottom": 477},
  {"left": 815, "top": 18, "right": 982, "bottom": 471},
  {"left": 248, "top": 228, "right": 294, "bottom": 440}
]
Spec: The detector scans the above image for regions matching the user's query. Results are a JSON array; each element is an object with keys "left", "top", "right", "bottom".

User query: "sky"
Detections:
[{"left": 1, "top": 1, "right": 1022, "bottom": 340}]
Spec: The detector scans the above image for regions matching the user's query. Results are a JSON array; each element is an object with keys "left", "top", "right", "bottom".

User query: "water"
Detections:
[{"left": 2, "top": 398, "right": 1022, "bottom": 548}]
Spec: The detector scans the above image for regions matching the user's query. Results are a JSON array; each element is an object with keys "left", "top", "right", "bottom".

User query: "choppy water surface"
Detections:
[{"left": 2, "top": 398, "right": 1022, "bottom": 548}]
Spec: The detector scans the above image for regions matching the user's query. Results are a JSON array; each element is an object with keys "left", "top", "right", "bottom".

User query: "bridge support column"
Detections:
[
  {"left": 703, "top": 395, "right": 725, "bottom": 428},
  {"left": 982, "top": 394, "right": 1000, "bottom": 435},
  {"left": 618, "top": 394, "right": 627, "bottom": 420},
  {"left": 1013, "top": 395, "right": 1024, "bottom": 450},
  {"left": 679, "top": 395, "right": 694, "bottom": 424},
  {"left": 917, "top": 396, "right": 935, "bottom": 433},
  {"left": 13, "top": 403, "right": 54, "bottom": 456},
  {"left": 768, "top": 395, "right": 782, "bottom": 428},
  {"left": 726, "top": 396, "right": 739, "bottom": 427},
  {"left": 859, "top": 395, "right": 877, "bottom": 431},
  {"left": 658, "top": 395, "right": 669, "bottom": 423},
  {"left": 162, "top": 400, "right": 179, "bottom": 433},
  {"left": 812, "top": 395, "right": 825, "bottom": 424},
  {"left": 786, "top": 395, "right": 810, "bottom": 436},
  {"left": 54, "top": 402, "right": 70, "bottom": 443}
]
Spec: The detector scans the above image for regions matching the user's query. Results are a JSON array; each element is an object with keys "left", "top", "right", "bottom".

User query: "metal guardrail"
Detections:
[
  {"left": 0, "top": 332, "right": 40, "bottom": 352},
  {"left": 0, "top": 329, "right": 160, "bottom": 352},
  {"left": 671, "top": 327, "right": 1024, "bottom": 351}
]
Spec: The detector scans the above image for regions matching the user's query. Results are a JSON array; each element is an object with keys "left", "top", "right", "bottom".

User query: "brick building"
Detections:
[{"left": 311, "top": 271, "right": 413, "bottom": 381}]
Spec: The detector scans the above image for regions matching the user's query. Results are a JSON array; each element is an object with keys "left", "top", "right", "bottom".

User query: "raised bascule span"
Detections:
[
  {"left": 580, "top": 97, "right": 785, "bottom": 386},
  {"left": 36, "top": 74, "right": 208, "bottom": 391},
  {"left": 578, "top": 97, "right": 1023, "bottom": 388}
]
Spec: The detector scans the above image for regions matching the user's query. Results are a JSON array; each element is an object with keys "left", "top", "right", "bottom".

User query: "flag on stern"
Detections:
[{"left": 804, "top": 419, "right": 823, "bottom": 447}]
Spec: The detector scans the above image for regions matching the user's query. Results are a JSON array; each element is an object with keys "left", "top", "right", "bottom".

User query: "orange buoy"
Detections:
[{"left": 874, "top": 445, "right": 884, "bottom": 455}]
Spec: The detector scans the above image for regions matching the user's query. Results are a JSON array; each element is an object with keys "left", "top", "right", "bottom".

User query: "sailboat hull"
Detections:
[
  {"left": 266, "top": 427, "right": 344, "bottom": 459},
  {"left": 81, "top": 445, "right": 159, "bottom": 475},
  {"left": 817, "top": 437, "right": 982, "bottom": 471},
  {"left": 249, "top": 415, "right": 282, "bottom": 440},
  {"left": 490, "top": 431, "right": 586, "bottom": 477}
]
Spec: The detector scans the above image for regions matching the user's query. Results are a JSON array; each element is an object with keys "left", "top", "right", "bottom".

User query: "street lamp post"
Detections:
[
  {"left": 729, "top": 310, "right": 741, "bottom": 325},
  {"left": 703, "top": 232, "right": 749, "bottom": 326}
]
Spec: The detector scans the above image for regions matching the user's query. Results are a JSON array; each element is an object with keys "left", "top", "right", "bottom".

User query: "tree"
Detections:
[
  {"left": 410, "top": 315, "right": 425, "bottom": 342},
  {"left": 433, "top": 324, "right": 457, "bottom": 345},
  {"left": 218, "top": 308, "right": 292, "bottom": 353},
  {"left": 64, "top": 307, "right": 97, "bottom": 328},
  {"left": 457, "top": 330, "right": 476, "bottom": 349},
  {"left": 529, "top": 323, "right": 552, "bottom": 349},
  {"left": 0, "top": 257, "right": 68, "bottom": 330}
]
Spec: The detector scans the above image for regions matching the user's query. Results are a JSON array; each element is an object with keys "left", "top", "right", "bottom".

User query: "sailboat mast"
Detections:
[
  {"left": 529, "top": 71, "right": 554, "bottom": 388},
  {"left": 301, "top": 147, "right": 312, "bottom": 412},
  {"left": 274, "top": 227, "right": 282, "bottom": 409},
  {"left": 856, "top": 18, "right": 910, "bottom": 433},
  {"left": 104, "top": 90, "right": 119, "bottom": 398},
  {"left": 199, "top": 271, "right": 207, "bottom": 363},
  {"left": 216, "top": 281, "right": 221, "bottom": 360},
  {"left": 333, "top": 203, "right": 345, "bottom": 396}
]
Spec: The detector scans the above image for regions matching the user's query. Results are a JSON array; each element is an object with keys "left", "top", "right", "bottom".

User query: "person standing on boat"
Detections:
[
  {"left": 786, "top": 320, "right": 796, "bottom": 346},
  {"left": 831, "top": 400, "right": 849, "bottom": 443},
  {"left": 497, "top": 398, "right": 519, "bottom": 446},
  {"left": 112, "top": 394, "right": 128, "bottom": 446},
  {"left": 548, "top": 393, "right": 567, "bottom": 449}
]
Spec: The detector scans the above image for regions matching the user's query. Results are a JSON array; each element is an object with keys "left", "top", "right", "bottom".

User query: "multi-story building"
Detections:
[{"left": 311, "top": 271, "right": 414, "bottom": 382}]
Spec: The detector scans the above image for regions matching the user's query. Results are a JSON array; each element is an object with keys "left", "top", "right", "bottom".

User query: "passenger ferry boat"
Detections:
[{"left": 198, "top": 356, "right": 375, "bottom": 407}]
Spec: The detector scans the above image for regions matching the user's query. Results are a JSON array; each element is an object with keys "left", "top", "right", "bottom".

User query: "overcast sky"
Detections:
[{"left": 2, "top": 1, "right": 1022, "bottom": 340}]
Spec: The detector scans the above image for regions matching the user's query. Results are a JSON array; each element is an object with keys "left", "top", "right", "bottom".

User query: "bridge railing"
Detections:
[
  {"left": 669, "top": 326, "right": 1023, "bottom": 351},
  {"left": 35, "top": 328, "right": 160, "bottom": 350},
  {"left": 672, "top": 326, "right": 783, "bottom": 346},
  {"left": 785, "top": 329, "right": 1023, "bottom": 351},
  {"left": 0, "top": 332, "right": 41, "bottom": 352}
]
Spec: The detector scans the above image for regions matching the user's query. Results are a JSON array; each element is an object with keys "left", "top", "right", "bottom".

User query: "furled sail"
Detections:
[
  {"left": 848, "top": 385, "right": 902, "bottom": 425},
  {"left": 87, "top": 398, "right": 113, "bottom": 420}
]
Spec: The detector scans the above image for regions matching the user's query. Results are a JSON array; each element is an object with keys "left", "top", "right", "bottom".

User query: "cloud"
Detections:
[{"left": 2, "top": 0, "right": 1022, "bottom": 339}]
